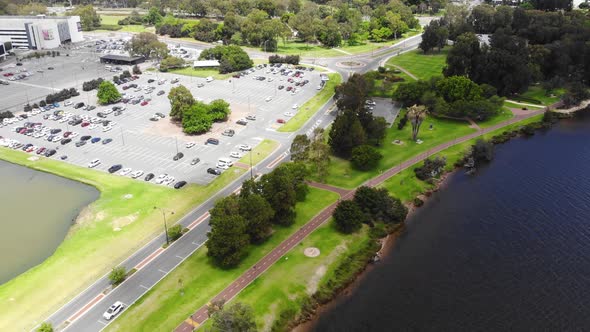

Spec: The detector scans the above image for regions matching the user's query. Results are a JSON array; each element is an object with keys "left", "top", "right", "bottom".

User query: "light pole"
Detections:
[
  {"left": 175, "top": 136, "right": 179, "bottom": 154},
  {"left": 154, "top": 207, "right": 174, "bottom": 245},
  {"left": 120, "top": 127, "right": 125, "bottom": 146}
]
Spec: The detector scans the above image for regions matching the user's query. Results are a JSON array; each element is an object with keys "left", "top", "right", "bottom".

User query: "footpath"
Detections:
[{"left": 174, "top": 105, "right": 549, "bottom": 331}]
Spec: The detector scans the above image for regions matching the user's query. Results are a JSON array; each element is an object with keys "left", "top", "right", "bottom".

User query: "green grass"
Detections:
[
  {"left": 320, "top": 115, "right": 476, "bottom": 189},
  {"left": 385, "top": 48, "right": 449, "bottom": 81},
  {"left": 105, "top": 187, "right": 339, "bottom": 332},
  {"left": 477, "top": 107, "right": 514, "bottom": 128},
  {"left": 380, "top": 114, "right": 545, "bottom": 203},
  {"left": 278, "top": 73, "right": 342, "bottom": 132},
  {"left": 238, "top": 139, "right": 280, "bottom": 166},
  {"left": 515, "top": 86, "right": 565, "bottom": 106},
  {"left": 96, "top": 15, "right": 153, "bottom": 33},
  {"left": 0, "top": 147, "right": 245, "bottom": 332},
  {"left": 369, "top": 71, "right": 413, "bottom": 98},
  {"left": 168, "top": 67, "right": 233, "bottom": 80},
  {"left": 504, "top": 100, "right": 545, "bottom": 109}
]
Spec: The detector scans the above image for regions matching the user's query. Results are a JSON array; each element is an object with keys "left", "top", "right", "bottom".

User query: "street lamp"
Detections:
[{"left": 154, "top": 207, "right": 174, "bottom": 245}]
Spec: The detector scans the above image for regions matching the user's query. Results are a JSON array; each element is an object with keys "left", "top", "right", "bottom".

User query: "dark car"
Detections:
[
  {"left": 236, "top": 119, "right": 247, "bottom": 126},
  {"left": 16, "top": 62, "right": 23, "bottom": 66},
  {"left": 149, "top": 117, "right": 159, "bottom": 121},
  {"left": 278, "top": 85, "right": 284, "bottom": 90},
  {"left": 97, "top": 112, "right": 107, "bottom": 118},
  {"left": 50, "top": 128, "right": 62, "bottom": 134},
  {"left": 48, "top": 67, "right": 54, "bottom": 70},
  {"left": 157, "top": 90, "right": 165, "bottom": 96},
  {"left": 148, "top": 79, "right": 155, "bottom": 83},
  {"left": 207, "top": 168, "right": 221, "bottom": 175},
  {"left": 206, "top": 138, "right": 219, "bottom": 145},
  {"left": 102, "top": 138, "right": 113, "bottom": 145},
  {"left": 74, "top": 102, "right": 85, "bottom": 109},
  {"left": 80, "top": 135, "right": 91, "bottom": 141},
  {"left": 91, "top": 137, "right": 101, "bottom": 143},
  {"left": 155, "top": 112, "right": 165, "bottom": 118},
  {"left": 173, "top": 152, "right": 184, "bottom": 161},
  {"left": 174, "top": 181, "right": 187, "bottom": 189},
  {"left": 144, "top": 173, "right": 155, "bottom": 181},
  {"left": 60, "top": 155, "right": 67, "bottom": 160},
  {"left": 108, "top": 164, "right": 123, "bottom": 173},
  {"left": 61, "top": 138, "right": 72, "bottom": 145},
  {"left": 44, "top": 149, "right": 56, "bottom": 157},
  {"left": 75, "top": 140, "right": 87, "bottom": 147}
]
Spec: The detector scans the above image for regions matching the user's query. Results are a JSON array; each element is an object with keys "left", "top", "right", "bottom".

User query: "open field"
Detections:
[
  {"left": 278, "top": 73, "right": 341, "bottom": 132},
  {"left": 97, "top": 15, "right": 153, "bottom": 33},
  {"left": 478, "top": 107, "right": 514, "bottom": 128},
  {"left": 514, "top": 86, "right": 565, "bottom": 106},
  {"left": 385, "top": 48, "right": 448, "bottom": 81},
  {"left": 0, "top": 147, "right": 244, "bottom": 332},
  {"left": 169, "top": 67, "right": 234, "bottom": 80},
  {"left": 105, "top": 187, "right": 339, "bottom": 332}
]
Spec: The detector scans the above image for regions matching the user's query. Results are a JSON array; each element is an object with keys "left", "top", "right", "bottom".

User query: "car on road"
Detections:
[
  {"left": 277, "top": 118, "right": 285, "bottom": 124},
  {"left": 119, "top": 168, "right": 132, "bottom": 176},
  {"left": 236, "top": 119, "right": 248, "bottom": 126},
  {"left": 246, "top": 115, "right": 256, "bottom": 121},
  {"left": 88, "top": 159, "right": 101, "bottom": 168},
  {"left": 173, "top": 152, "right": 184, "bottom": 161},
  {"left": 131, "top": 170, "right": 144, "bottom": 178},
  {"left": 230, "top": 151, "right": 242, "bottom": 158},
  {"left": 108, "top": 164, "right": 122, "bottom": 173},
  {"left": 206, "top": 138, "right": 219, "bottom": 145},
  {"left": 238, "top": 144, "right": 252, "bottom": 151},
  {"left": 207, "top": 168, "right": 221, "bottom": 175},
  {"left": 102, "top": 138, "right": 113, "bottom": 144},
  {"left": 103, "top": 301, "right": 124, "bottom": 320},
  {"left": 191, "top": 157, "right": 200, "bottom": 165},
  {"left": 185, "top": 142, "right": 195, "bottom": 148},
  {"left": 144, "top": 173, "right": 155, "bottom": 181},
  {"left": 222, "top": 129, "right": 235, "bottom": 137},
  {"left": 174, "top": 181, "right": 187, "bottom": 189}
]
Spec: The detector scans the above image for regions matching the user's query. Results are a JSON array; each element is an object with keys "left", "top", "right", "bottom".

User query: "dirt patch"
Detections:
[
  {"left": 261, "top": 303, "right": 279, "bottom": 332},
  {"left": 75, "top": 207, "right": 106, "bottom": 227},
  {"left": 304, "top": 247, "right": 320, "bottom": 257},
  {"left": 306, "top": 244, "right": 347, "bottom": 294},
  {"left": 112, "top": 212, "right": 139, "bottom": 231}
]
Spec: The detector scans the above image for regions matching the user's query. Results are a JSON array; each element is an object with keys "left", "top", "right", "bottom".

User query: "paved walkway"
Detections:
[
  {"left": 390, "top": 64, "right": 418, "bottom": 80},
  {"left": 174, "top": 106, "right": 548, "bottom": 332}
]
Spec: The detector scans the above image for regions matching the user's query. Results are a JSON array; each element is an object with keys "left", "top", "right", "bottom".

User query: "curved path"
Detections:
[{"left": 175, "top": 105, "right": 549, "bottom": 331}]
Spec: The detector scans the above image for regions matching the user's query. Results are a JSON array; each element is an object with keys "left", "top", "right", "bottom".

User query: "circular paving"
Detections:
[
  {"left": 304, "top": 247, "right": 321, "bottom": 257},
  {"left": 336, "top": 61, "right": 366, "bottom": 69}
]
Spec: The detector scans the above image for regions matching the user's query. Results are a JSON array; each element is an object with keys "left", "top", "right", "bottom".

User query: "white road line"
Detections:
[
  {"left": 139, "top": 285, "right": 149, "bottom": 290},
  {"left": 97, "top": 320, "right": 107, "bottom": 326},
  {"left": 158, "top": 269, "right": 168, "bottom": 274},
  {"left": 175, "top": 255, "right": 184, "bottom": 259}
]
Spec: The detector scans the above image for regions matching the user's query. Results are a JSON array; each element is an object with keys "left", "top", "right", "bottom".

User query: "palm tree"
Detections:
[{"left": 408, "top": 104, "right": 427, "bottom": 141}]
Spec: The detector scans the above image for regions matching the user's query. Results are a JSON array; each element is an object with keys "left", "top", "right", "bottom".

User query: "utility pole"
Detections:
[
  {"left": 175, "top": 136, "right": 179, "bottom": 154},
  {"left": 154, "top": 207, "right": 173, "bottom": 245}
]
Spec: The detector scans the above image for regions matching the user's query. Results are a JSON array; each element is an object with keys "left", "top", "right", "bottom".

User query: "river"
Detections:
[
  {"left": 0, "top": 160, "right": 99, "bottom": 284},
  {"left": 308, "top": 112, "right": 590, "bottom": 331}
]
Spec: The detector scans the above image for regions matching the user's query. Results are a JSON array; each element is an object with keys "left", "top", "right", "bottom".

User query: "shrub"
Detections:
[
  {"left": 268, "top": 54, "right": 300, "bottom": 65},
  {"left": 0, "top": 111, "right": 14, "bottom": 119},
  {"left": 82, "top": 78, "right": 104, "bottom": 91},
  {"left": 159, "top": 56, "right": 185, "bottom": 72},
  {"left": 39, "top": 100, "right": 46, "bottom": 107},
  {"left": 413, "top": 197, "right": 424, "bottom": 207},
  {"left": 397, "top": 111, "right": 408, "bottom": 130},
  {"left": 37, "top": 322, "right": 53, "bottom": 332},
  {"left": 351, "top": 145, "right": 383, "bottom": 171},
  {"left": 132, "top": 64, "right": 142, "bottom": 75},
  {"left": 108, "top": 266, "right": 126, "bottom": 286},
  {"left": 414, "top": 156, "right": 446, "bottom": 181},
  {"left": 168, "top": 224, "right": 182, "bottom": 242}
]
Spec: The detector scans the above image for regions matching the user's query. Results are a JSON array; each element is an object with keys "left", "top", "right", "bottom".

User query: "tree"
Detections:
[
  {"left": 207, "top": 196, "right": 250, "bottom": 267},
  {"left": 392, "top": 80, "right": 430, "bottom": 107},
  {"left": 308, "top": 128, "right": 330, "bottom": 181},
  {"left": 334, "top": 73, "right": 373, "bottom": 113},
  {"left": 419, "top": 19, "right": 447, "bottom": 53},
  {"left": 199, "top": 45, "right": 253, "bottom": 74},
  {"left": 444, "top": 32, "right": 481, "bottom": 77},
  {"left": 126, "top": 32, "right": 169, "bottom": 59},
  {"left": 239, "top": 194, "right": 274, "bottom": 243},
  {"left": 182, "top": 102, "right": 212, "bottom": 134},
  {"left": 317, "top": 17, "right": 342, "bottom": 47},
  {"left": 145, "top": 7, "right": 163, "bottom": 25},
  {"left": 168, "top": 85, "right": 195, "bottom": 121},
  {"left": 168, "top": 224, "right": 183, "bottom": 241},
  {"left": 407, "top": 104, "right": 427, "bottom": 141},
  {"left": 471, "top": 139, "right": 494, "bottom": 162},
  {"left": 37, "top": 322, "right": 53, "bottom": 332},
  {"left": 97, "top": 81, "right": 121, "bottom": 105},
  {"left": 351, "top": 145, "right": 382, "bottom": 171},
  {"left": 385, "top": 11, "right": 408, "bottom": 39},
  {"left": 69, "top": 5, "right": 101, "bottom": 31},
  {"left": 108, "top": 266, "right": 126, "bottom": 285},
  {"left": 290, "top": 134, "right": 311, "bottom": 162},
  {"left": 211, "top": 302, "right": 256, "bottom": 332},
  {"left": 333, "top": 200, "right": 365, "bottom": 234},
  {"left": 208, "top": 99, "right": 231, "bottom": 122},
  {"left": 159, "top": 56, "right": 185, "bottom": 71},
  {"left": 328, "top": 110, "right": 366, "bottom": 159},
  {"left": 353, "top": 186, "right": 407, "bottom": 224}
]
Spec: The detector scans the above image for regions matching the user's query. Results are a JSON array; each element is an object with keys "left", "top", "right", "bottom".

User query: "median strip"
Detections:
[
  {"left": 67, "top": 293, "right": 104, "bottom": 324},
  {"left": 134, "top": 247, "right": 165, "bottom": 270}
]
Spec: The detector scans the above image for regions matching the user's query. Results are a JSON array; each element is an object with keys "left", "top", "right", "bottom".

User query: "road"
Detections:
[{"left": 42, "top": 28, "right": 429, "bottom": 332}]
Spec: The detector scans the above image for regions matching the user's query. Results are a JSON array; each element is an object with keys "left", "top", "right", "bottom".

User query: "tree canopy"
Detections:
[
  {"left": 126, "top": 32, "right": 169, "bottom": 59},
  {"left": 97, "top": 81, "right": 121, "bottom": 105},
  {"left": 199, "top": 45, "right": 253, "bottom": 74}
]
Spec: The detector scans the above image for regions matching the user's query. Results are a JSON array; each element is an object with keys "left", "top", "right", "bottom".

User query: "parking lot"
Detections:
[{"left": 0, "top": 54, "right": 325, "bottom": 186}]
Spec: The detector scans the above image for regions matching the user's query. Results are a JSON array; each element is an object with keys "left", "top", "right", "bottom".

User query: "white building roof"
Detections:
[{"left": 193, "top": 60, "right": 220, "bottom": 67}]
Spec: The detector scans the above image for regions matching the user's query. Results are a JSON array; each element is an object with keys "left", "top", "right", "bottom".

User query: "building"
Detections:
[
  {"left": 0, "top": 15, "right": 83, "bottom": 50},
  {"left": 100, "top": 54, "right": 145, "bottom": 65},
  {"left": 193, "top": 60, "right": 220, "bottom": 68}
]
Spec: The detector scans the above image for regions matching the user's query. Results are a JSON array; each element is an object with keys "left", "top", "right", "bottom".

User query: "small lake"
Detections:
[
  {"left": 309, "top": 112, "right": 590, "bottom": 331},
  {"left": 0, "top": 160, "right": 99, "bottom": 284}
]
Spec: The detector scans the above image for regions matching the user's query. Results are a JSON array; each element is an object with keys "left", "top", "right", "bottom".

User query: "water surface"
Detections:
[
  {"left": 0, "top": 161, "right": 98, "bottom": 284},
  {"left": 311, "top": 113, "right": 590, "bottom": 331}
]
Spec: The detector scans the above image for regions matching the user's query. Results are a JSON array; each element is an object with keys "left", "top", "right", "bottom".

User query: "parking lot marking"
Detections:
[{"left": 97, "top": 320, "right": 107, "bottom": 326}]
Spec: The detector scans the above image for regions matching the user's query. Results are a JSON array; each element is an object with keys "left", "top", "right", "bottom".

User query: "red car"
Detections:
[
  {"left": 63, "top": 131, "right": 72, "bottom": 138},
  {"left": 286, "top": 86, "right": 292, "bottom": 91},
  {"left": 122, "top": 85, "right": 130, "bottom": 90},
  {"left": 3, "top": 73, "right": 13, "bottom": 77},
  {"left": 26, "top": 146, "right": 35, "bottom": 153},
  {"left": 277, "top": 119, "right": 285, "bottom": 124},
  {"left": 36, "top": 147, "right": 46, "bottom": 155},
  {"left": 81, "top": 122, "right": 90, "bottom": 127},
  {"left": 141, "top": 101, "right": 148, "bottom": 106}
]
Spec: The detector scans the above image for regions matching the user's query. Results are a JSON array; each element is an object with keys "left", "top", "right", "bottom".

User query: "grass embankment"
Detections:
[
  {"left": 0, "top": 147, "right": 245, "bottom": 331},
  {"left": 385, "top": 47, "right": 449, "bottom": 81},
  {"left": 278, "top": 73, "right": 342, "bottom": 132},
  {"left": 96, "top": 15, "right": 153, "bottom": 33},
  {"left": 105, "top": 187, "right": 339, "bottom": 332},
  {"left": 320, "top": 115, "right": 476, "bottom": 189},
  {"left": 238, "top": 139, "right": 280, "bottom": 166},
  {"left": 169, "top": 67, "right": 233, "bottom": 80},
  {"left": 513, "top": 86, "right": 565, "bottom": 106}
]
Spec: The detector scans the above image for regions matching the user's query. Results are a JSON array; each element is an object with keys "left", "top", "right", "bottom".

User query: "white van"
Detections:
[
  {"left": 217, "top": 157, "right": 234, "bottom": 168},
  {"left": 105, "top": 65, "right": 112, "bottom": 70},
  {"left": 206, "top": 76, "right": 214, "bottom": 83}
]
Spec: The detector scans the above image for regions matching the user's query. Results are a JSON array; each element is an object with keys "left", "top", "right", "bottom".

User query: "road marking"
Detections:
[
  {"left": 139, "top": 284, "right": 150, "bottom": 290},
  {"left": 67, "top": 293, "right": 105, "bottom": 324},
  {"left": 176, "top": 255, "right": 185, "bottom": 259},
  {"left": 158, "top": 269, "right": 168, "bottom": 274},
  {"left": 187, "top": 212, "right": 210, "bottom": 230},
  {"left": 134, "top": 247, "right": 165, "bottom": 270},
  {"left": 97, "top": 320, "right": 107, "bottom": 326},
  {"left": 266, "top": 152, "right": 287, "bottom": 169}
]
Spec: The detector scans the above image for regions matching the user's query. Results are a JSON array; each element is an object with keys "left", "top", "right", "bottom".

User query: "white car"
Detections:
[
  {"left": 102, "top": 126, "right": 112, "bottom": 132},
  {"left": 64, "top": 101, "right": 72, "bottom": 106},
  {"left": 70, "top": 132, "right": 79, "bottom": 138},
  {"left": 229, "top": 151, "right": 242, "bottom": 158},
  {"left": 130, "top": 170, "right": 144, "bottom": 178},
  {"left": 185, "top": 142, "right": 195, "bottom": 149},
  {"left": 164, "top": 176, "right": 175, "bottom": 185},
  {"left": 88, "top": 159, "right": 101, "bottom": 168},
  {"left": 216, "top": 162, "right": 230, "bottom": 170},
  {"left": 88, "top": 124, "right": 97, "bottom": 130},
  {"left": 265, "top": 96, "right": 272, "bottom": 102},
  {"left": 103, "top": 301, "right": 124, "bottom": 320},
  {"left": 284, "top": 112, "right": 295, "bottom": 117},
  {"left": 119, "top": 168, "right": 132, "bottom": 176},
  {"left": 238, "top": 144, "right": 252, "bottom": 151},
  {"left": 155, "top": 173, "right": 168, "bottom": 184},
  {"left": 104, "top": 108, "right": 113, "bottom": 114},
  {"left": 292, "top": 103, "right": 299, "bottom": 109}
]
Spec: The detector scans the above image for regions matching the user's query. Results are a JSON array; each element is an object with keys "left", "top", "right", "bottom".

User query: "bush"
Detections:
[
  {"left": 108, "top": 266, "right": 126, "bottom": 286},
  {"left": 199, "top": 45, "right": 253, "bottom": 74},
  {"left": 351, "top": 145, "right": 383, "bottom": 171},
  {"left": 97, "top": 81, "right": 122, "bottom": 105},
  {"left": 413, "top": 197, "right": 424, "bottom": 207},
  {"left": 268, "top": 54, "right": 300, "bottom": 65},
  {"left": 37, "top": 322, "right": 53, "bottom": 332},
  {"left": 39, "top": 100, "right": 46, "bottom": 107},
  {"left": 397, "top": 111, "right": 408, "bottom": 130},
  {"left": 333, "top": 200, "right": 366, "bottom": 234},
  {"left": 132, "top": 64, "right": 142, "bottom": 75},
  {"left": 82, "top": 77, "right": 104, "bottom": 91},
  {"left": 0, "top": 111, "right": 14, "bottom": 119},
  {"left": 45, "top": 88, "right": 79, "bottom": 104},
  {"left": 168, "top": 224, "right": 182, "bottom": 242},
  {"left": 414, "top": 156, "right": 446, "bottom": 181},
  {"left": 23, "top": 104, "right": 32, "bottom": 112},
  {"left": 159, "top": 56, "right": 185, "bottom": 72}
]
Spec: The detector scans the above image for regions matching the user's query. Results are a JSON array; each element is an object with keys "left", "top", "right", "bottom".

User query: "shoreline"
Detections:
[{"left": 290, "top": 109, "right": 586, "bottom": 332}]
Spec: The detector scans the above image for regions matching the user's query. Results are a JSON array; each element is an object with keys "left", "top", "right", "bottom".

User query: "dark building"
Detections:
[{"left": 99, "top": 54, "right": 145, "bottom": 65}]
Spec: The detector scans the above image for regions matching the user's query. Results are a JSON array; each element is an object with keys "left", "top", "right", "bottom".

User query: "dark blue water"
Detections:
[{"left": 311, "top": 112, "right": 590, "bottom": 331}]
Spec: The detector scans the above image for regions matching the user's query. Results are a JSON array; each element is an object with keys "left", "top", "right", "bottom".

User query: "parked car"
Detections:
[
  {"left": 186, "top": 142, "right": 195, "bottom": 148},
  {"left": 61, "top": 138, "right": 71, "bottom": 145},
  {"left": 80, "top": 135, "right": 91, "bottom": 141},
  {"left": 74, "top": 102, "right": 85, "bottom": 109},
  {"left": 119, "top": 168, "right": 132, "bottom": 176},
  {"left": 277, "top": 118, "right": 285, "bottom": 124},
  {"left": 144, "top": 173, "right": 155, "bottom": 181},
  {"left": 173, "top": 152, "right": 184, "bottom": 161},
  {"left": 88, "top": 159, "right": 101, "bottom": 168},
  {"left": 91, "top": 137, "right": 101, "bottom": 143},
  {"left": 75, "top": 140, "right": 87, "bottom": 147},
  {"left": 155, "top": 112, "right": 166, "bottom": 118},
  {"left": 207, "top": 168, "right": 221, "bottom": 175},
  {"left": 238, "top": 144, "right": 252, "bottom": 151},
  {"left": 174, "top": 180, "right": 187, "bottom": 189},
  {"left": 206, "top": 138, "right": 219, "bottom": 145},
  {"left": 157, "top": 90, "right": 165, "bottom": 96},
  {"left": 222, "top": 129, "right": 235, "bottom": 137},
  {"left": 236, "top": 119, "right": 248, "bottom": 126},
  {"left": 108, "top": 164, "right": 122, "bottom": 173},
  {"left": 246, "top": 115, "right": 256, "bottom": 121},
  {"left": 230, "top": 151, "right": 242, "bottom": 158},
  {"left": 191, "top": 157, "right": 200, "bottom": 165},
  {"left": 102, "top": 138, "right": 113, "bottom": 144}
]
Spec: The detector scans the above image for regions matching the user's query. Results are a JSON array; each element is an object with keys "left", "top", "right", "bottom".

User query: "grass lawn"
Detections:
[
  {"left": 105, "top": 187, "right": 339, "bottom": 332},
  {"left": 477, "top": 107, "right": 514, "bottom": 128},
  {"left": 98, "top": 15, "right": 153, "bottom": 33},
  {"left": 504, "top": 100, "right": 545, "bottom": 109},
  {"left": 515, "top": 86, "right": 565, "bottom": 106},
  {"left": 238, "top": 139, "right": 280, "bottom": 166},
  {"left": 369, "top": 71, "right": 413, "bottom": 98},
  {"left": 278, "top": 73, "right": 342, "bottom": 132},
  {"left": 0, "top": 147, "right": 245, "bottom": 332},
  {"left": 385, "top": 48, "right": 449, "bottom": 81},
  {"left": 380, "top": 114, "right": 545, "bottom": 203},
  {"left": 320, "top": 115, "right": 476, "bottom": 189},
  {"left": 169, "top": 67, "right": 233, "bottom": 80}
]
